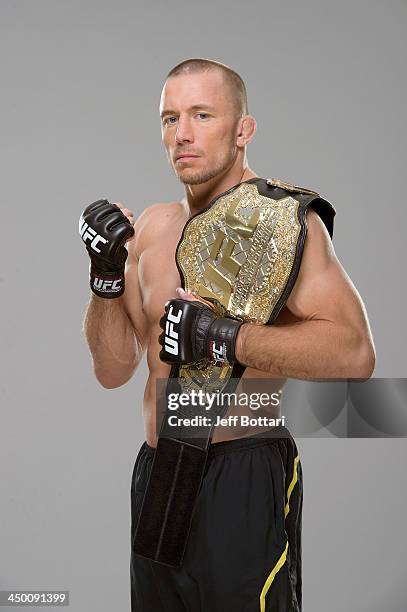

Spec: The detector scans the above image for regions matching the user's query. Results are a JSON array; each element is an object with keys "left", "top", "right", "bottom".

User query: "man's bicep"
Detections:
[{"left": 286, "top": 210, "right": 370, "bottom": 332}]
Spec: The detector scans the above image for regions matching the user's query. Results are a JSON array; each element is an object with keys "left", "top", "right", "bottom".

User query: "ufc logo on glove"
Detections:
[
  {"left": 93, "top": 277, "right": 122, "bottom": 293},
  {"left": 79, "top": 215, "right": 108, "bottom": 253},
  {"left": 164, "top": 304, "right": 183, "bottom": 355}
]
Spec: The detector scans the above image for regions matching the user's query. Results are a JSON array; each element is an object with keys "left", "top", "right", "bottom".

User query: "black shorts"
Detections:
[{"left": 130, "top": 427, "right": 303, "bottom": 612}]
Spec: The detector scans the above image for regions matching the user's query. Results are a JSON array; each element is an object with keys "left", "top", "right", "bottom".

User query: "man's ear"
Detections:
[{"left": 236, "top": 115, "right": 257, "bottom": 147}]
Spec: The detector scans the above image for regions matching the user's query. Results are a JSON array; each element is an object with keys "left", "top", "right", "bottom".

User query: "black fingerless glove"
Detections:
[
  {"left": 158, "top": 298, "right": 243, "bottom": 365},
  {"left": 79, "top": 199, "right": 134, "bottom": 298}
]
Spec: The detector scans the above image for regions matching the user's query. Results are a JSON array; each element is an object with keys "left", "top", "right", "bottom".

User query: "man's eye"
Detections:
[
  {"left": 196, "top": 113, "right": 209, "bottom": 120},
  {"left": 164, "top": 116, "right": 177, "bottom": 126}
]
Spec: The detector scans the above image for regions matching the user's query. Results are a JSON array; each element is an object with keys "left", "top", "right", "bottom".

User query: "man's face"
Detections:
[{"left": 160, "top": 71, "right": 241, "bottom": 185}]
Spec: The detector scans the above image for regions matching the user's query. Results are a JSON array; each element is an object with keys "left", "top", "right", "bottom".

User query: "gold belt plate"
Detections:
[{"left": 174, "top": 182, "right": 302, "bottom": 394}]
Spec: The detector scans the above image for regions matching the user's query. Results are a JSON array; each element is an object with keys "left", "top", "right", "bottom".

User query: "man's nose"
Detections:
[{"left": 175, "top": 117, "right": 193, "bottom": 144}]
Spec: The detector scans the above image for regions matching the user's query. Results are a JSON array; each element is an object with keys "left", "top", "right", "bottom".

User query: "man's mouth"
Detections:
[{"left": 175, "top": 154, "right": 200, "bottom": 162}]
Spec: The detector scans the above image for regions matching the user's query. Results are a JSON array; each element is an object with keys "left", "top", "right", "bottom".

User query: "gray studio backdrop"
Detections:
[{"left": 1, "top": 1, "right": 406, "bottom": 611}]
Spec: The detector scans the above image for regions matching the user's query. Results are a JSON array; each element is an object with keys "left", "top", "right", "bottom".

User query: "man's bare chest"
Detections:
[{"left": 138, "top": 231, "right": 183, "bottom": 326}]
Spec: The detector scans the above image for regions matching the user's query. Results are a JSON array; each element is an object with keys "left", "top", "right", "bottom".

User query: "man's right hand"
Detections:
[{"left": 79, "top": 199, "right": 135, "bottom": 298}]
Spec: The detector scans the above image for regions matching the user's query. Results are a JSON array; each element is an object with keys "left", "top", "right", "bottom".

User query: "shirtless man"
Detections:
[{"left": 80, "top": 59, "right": 375, "bottom": 611}]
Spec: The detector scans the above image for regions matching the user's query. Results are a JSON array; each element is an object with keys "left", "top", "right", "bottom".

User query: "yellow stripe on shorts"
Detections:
[
  {"left": 259, "top": 453, "right": 300, "bottom": 611},
  {"left": 285, "top": 455, "right": 300, "bottom": 518}
]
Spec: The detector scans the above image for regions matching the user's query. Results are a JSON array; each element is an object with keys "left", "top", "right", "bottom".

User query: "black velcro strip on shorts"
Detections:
[{"left": 133, "top": 437, "right": 208, "bottom": 567}]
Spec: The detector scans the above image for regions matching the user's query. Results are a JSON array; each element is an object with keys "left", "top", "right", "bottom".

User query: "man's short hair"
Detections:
[{"left": 166, "top": 58, "right": 248, "bottom": 118}]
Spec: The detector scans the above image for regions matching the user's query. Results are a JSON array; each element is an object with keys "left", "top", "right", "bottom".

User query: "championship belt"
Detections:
[{"left": 133, "top": 177, "right": 335, "bottom": 566}]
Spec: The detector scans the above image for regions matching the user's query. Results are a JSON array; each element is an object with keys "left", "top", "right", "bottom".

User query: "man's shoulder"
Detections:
[
  {"left": 265, "top": 177, "right": 336, "bottom": 239},
  {"left": 138, "top": 200, "right": 183, "bottom": 221}
]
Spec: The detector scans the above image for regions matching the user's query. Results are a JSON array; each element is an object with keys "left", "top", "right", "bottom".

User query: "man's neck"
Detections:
[{"left": 182, "top": 165, "right": 258, "bottom": 218}]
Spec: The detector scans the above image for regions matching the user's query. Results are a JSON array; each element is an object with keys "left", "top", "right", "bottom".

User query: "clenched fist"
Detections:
[
  {"left": 158, "top": 298, "right": 243, "bottom": 365},
  {"left": 79, "top": 199, "right": 135, "bottom": 298}
]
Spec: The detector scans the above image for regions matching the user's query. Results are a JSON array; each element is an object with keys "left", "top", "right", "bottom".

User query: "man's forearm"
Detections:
[
  {"left": 83, "top": 294, "right": 145, "bottom": 388},
  {"left": 235, "top": 319, "right": 375, "bottom": 379}
]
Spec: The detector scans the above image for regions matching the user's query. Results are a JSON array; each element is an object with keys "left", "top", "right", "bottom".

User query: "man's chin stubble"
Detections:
[
  {"left": 173, "top": 153, "right": 238, "bottom": 186},
  {"left": 176, "top": 169, "right": 221, "bottom": 185}
]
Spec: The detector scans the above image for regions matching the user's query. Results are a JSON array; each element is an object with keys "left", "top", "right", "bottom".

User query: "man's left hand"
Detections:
[{"left": 158, "top": 287, "right": 243, "bottom": 366}]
